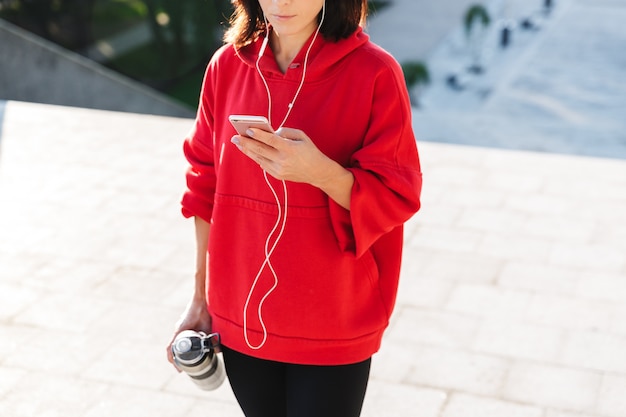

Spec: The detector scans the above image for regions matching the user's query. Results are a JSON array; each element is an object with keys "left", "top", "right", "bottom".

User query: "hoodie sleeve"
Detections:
[
  {"left": 328, "top": 59, "right": 422, "bottom": 258},
  {"left": 181, "top": 60, "right": 218, "bottom": 222}
]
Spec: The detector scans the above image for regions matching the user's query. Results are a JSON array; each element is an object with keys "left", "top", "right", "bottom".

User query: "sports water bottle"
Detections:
[{"left": 171, "top": 330, "right": 225, "bottom": 390}]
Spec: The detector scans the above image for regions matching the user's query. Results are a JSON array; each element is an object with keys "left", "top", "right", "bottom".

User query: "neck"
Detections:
[{"left": 270, "top": 27, "right": 316, "bottom": 73}]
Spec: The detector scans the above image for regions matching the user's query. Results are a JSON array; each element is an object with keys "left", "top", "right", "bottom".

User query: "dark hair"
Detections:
[{"left": 224, "top": 0, "right": 368, "bottom": 48}]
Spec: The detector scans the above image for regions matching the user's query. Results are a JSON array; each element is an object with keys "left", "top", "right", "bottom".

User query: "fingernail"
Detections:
[
  {"left": 246, "top": 129, "right": 254, "bottom": 137},
  {"left": 231, "top": 136, "right": 240, "bottom": 145}
]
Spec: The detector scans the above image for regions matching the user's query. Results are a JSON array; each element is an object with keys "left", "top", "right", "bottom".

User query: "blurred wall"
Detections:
[{"left": 0, "top": 19, "right": 194, "bottom": 118}]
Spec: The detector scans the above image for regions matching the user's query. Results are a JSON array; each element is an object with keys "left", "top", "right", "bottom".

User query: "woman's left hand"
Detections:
[{"left": 231, "top": 127, "right": 331, "bottom": 186}]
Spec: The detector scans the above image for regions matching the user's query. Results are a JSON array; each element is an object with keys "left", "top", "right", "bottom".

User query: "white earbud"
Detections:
[
  {"left": 259, "top": 36, "right": 269, "bottom": 57},
  {"left": 259, "top": 14, "right": 270, "bottom": 57}
]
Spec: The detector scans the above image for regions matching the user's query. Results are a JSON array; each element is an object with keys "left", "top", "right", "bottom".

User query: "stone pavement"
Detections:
[
  {"left": 1, "top": 98, "right": 625, "bottom": 416},
  {"left": 2, "top": 1, "right": 626, "bottom": 416}
]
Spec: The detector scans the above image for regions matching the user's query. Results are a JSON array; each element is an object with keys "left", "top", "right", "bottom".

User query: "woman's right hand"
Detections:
[{"left": 166, "top": 295, "right": 213, "bottom": 370}]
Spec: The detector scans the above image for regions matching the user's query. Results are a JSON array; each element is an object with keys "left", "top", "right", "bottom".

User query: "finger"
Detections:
[
  {"left": 248, "top": 128, "right": 289, "bottom": 149},
  {"left": 253, "top": 155, "right": 266, "bottom": 168},
  {"left": 233, "top": 135, "right": 277, "bottom": 161},
  {"left": 275, "top": 127, "right": 306, "bottom": 141},
  {"left": 166, "top": 345, "right": 182, "bottom": 372},
  {"left": 231, "top": 135, "right": 244, "bottom": 150},
  {"left": 166, "top": 345, "right": 174, "bottom": 364}
]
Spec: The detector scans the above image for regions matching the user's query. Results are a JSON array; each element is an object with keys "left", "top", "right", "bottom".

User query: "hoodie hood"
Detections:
[{"left": 235, "top": 27, "right": 370, "bottom": 82}]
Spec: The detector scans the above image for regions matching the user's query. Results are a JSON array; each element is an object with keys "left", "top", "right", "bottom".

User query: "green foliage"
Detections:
[
  {"left": 95, "top": 0, "right": 147, "bottom": 20},
  {"left": 141, "top": 1, "right": 223, "bottom": 79},
  {"left": 401, "top": 61, "right": 430, "bottom": 106},
  {"left": 166, "top": 69, "right": 206, "bottom": 108},
  {"left": 402, "top": 61, "right": 430, "bottom": 88},
  {"left": 464, "top": 4, "right": 491, "bottom": 37},
  {"left": 368, "top": 1, "right": 392, "bottom": 14},
  {"left": 91, "top": 0, "right": 147, "bottom": 38}
]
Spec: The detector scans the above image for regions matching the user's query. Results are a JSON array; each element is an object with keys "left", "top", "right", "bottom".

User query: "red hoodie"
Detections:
[{"left": 182, "top": 28, "right": 422, "bottom": 365}]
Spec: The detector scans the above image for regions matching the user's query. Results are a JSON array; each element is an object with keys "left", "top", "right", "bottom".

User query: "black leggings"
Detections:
[{"left": 221, "top": 346, "right": 371, "bottom": 417}]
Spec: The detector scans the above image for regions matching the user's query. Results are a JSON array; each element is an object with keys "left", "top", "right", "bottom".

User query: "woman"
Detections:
[{"left": 167, "top": 1, "right": 422, "bottom": 416}]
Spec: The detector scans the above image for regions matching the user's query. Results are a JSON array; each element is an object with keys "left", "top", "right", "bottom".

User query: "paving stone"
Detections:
[
  {"left": 597, "top": 374, "right": 626, "bottom": 417},
  {"left": 577, "top": 271, "right": 626, "bottom": 303},
  {"left": 362, "top": 380, "right": 447, "bottom": 417},
  {"left": 91, "top": 265, "right": 186, "bottom": 305},
  {"left": 86, "top": 300, "right": 181, "bottom": 344},
  {"left": 415, "top": 201, "right": 463, "bottom": 227},
  {"left": 0, "top": 324, "right": 40, "bottom": 360},
  {"left": 549, "top": 243, "right": 625, "bottom": 271},
  {"left": 0, "top": 282, "right": 40, "bottom": 320},
  {"left": 417, "top": 252, "right": 503, "bottom": 284},
  {"left": 609, "top": 305, "right": 626, "bottom": 336},
  {"left": 543, "top": 176, "right": 626, "bottom": 204},
  {"left": 525, "top": 293, "right": 613, "bottom": 332},
  {"left": 421, "top": 163, "right": 483, "bottom": 188},
  {"left": 2, "top": 327, "right": 112, "bottom": 376},
  {"left": 160, "top": 274, "right": 197, "bottom": 308},
  {"left": 83, "top": 385, "right": 195, "bottom": 417},
  {"left": 405, "top": 345, "right": 510, "bottom": 396},
  {"left": 442, "top": 393, "right": 543, "bottom": 417},
  {"left": 186, "top": 399, "right": 245, "bottom": 417},
  {"left": 13, "top": 293, "right": 113, "bottom": 333},
  {"left": 577, "top": 200, "right": 626, "bottom": 224},
  {"left": 472, "top": 319, "right": 564, "bottom": 362},
  {"left": 388, "top": 307, "right": 480, "bottom": 349},
  {"left": 521, "top": 214, "right": 597, "bottom": 243},
  {"left": 0, "top": 367, "right": 26, "bottom": 397},
  {"left": 457, "top": 207, "right": 528, "bottom": 234},
  {"left": 545, "top": 411, "right": 599, "bottom": 417},
  {"left": 369, "top": 343, "right": 419, "bottom": 384},
  {"left": 445, "top": 283, "right": 531, "bottom": 319},
  {"left": 83, "top": 339, "right": 173, "bottom": 390},
  {"left": 476, "top": 233, "right": 553, "bottom": 262},
  {"left": 395, "top": 275, "right": 453, "bottom": 309},
  {"left": 0, "top": 372, "right": 108, "bottom": 417},
  {"left": 396, "top": 247, "right": 432, "bottom": 282},
  {"left": 504, "top": 193, "right": 580, "bottom": 216},
  {"left": 561, "top": 331, "right": 626, "bottom": 374},
  {"left": 162, "top": 363, "right": 238, "bottom": 403},
  {"left": 0, "top": 252, "right": 46, "bottom": 284},
  {"left": 479, "top": 170, "right": 545, "bottom": 194},
  {"left": 22, "top": 257, "right": 117, "bottom": 294},
  {"left": 503, "top": 361, "right": 602, "bottom": 412},
  {"left": 498, "top": 261, "right": 580, "bottom": 295},
  {"left": 438, "top": 187, "right": 506, "bottom": 209},
  {"left": 407, "top": 225, "right": 484, "bottom": 253},
  {"left": 96, "top": 234, "right": 179, "bottom": 269},
  {"left": 417, "top": 137, "right": 487, "bottom": 161}
]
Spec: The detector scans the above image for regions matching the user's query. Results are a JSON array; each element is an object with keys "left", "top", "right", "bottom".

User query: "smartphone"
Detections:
[{"left": 229, "top": 115, "right": 274, "bottom": 136}]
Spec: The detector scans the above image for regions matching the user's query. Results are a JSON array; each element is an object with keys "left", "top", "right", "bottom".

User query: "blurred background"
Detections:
[
  {"left": 0, "top": 0, "right": 232, "bottom": 109},
  {"left": 0, "top": 1, "right": 392, "bottom": 112},
  {"left": 2, "top": 0, "right": 624, "bottom": 158}
]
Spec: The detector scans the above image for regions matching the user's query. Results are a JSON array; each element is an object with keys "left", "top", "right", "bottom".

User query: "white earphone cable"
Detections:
[
  {"left": 242, "top": 172, "right": 287, "bottom": 349},
  {"left": 243, "top": 3, "right": 326, "bottom": 350}
]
